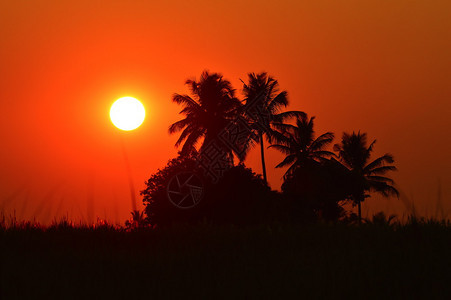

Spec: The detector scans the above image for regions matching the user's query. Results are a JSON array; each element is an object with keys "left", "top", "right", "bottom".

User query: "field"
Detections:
[{"left": 1, "top": 218, "right": 450, "bottom": 299}]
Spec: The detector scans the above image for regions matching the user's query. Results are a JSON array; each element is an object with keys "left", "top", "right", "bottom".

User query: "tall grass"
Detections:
[{"left": 1, "top": 213, "right": 450, "bottom": 298}]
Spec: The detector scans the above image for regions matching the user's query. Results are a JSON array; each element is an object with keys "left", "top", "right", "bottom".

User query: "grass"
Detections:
[{"left": 1, "top": 216, "right": 450, "bottom": 299}]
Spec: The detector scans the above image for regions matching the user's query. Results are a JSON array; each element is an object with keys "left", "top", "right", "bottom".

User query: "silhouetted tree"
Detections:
[
  {"left": 242, "top": 72, "right": 305, "bottom": 184},
  {"left": 281, "top": 158, "right": 351, "bottom": 222},
  {"left": 169, "top": 71, "right": 242, "bottom": 157},
  {"left": 334, "top": 132, "right": 399, "bottom": 223},
  {"left": 140, "top": 153, "right": 199, "bottom": 226},
  {"left": 269, "top": 114, "right": 335, "bottom": 178},
  {"left": 141, "top": 153, "right": 279, "bottom": 226}
]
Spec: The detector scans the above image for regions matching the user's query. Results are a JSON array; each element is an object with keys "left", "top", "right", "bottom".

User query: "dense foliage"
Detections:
[
  {"left": 142, "top": 71, "right": 399, "bottom": 225},
  {"left": 141, "top": 154, "right": 281, "bottom": 226},
  {"left": 281, "top": 158, "right": 352, "bottom": 222}
]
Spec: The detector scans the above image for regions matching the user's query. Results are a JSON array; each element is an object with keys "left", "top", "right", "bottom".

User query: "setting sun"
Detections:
[
  {"left": 2, "top": 1, "right": 451, "bottom": 297},
  {"left": 110, "top": 97, "right": 145, "bottom": 131}
]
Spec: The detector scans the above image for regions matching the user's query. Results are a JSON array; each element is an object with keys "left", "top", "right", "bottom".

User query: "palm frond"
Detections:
[
  {"left": 266, "top": 128, "right": 292, "bottom": 145},
  {"left": 168, "top": 118, "right": 191, "bottom": 134},
  {"left": 179, "top": 105, "right": 202, "bottom": 116},
  {"left": 172, "top": 93, "right": 199, "bottom": 108},
  {"left": 268, "top": 144, "right": 292, "bottom": 155},
  {"left": 364, "top": 154, "right": 395, "bottom": 173},
  {"left": 271, "top": 122, "right": 297, "bottom": 133},
  {"left": 310, "top": 132, "right": 334, "bottom": 151},
  {"left": 283, "top": 163, "right": 299, "bottom": 179},
  {"left": 367, "top": 175, "right": 395, "bottom": 184},
  {"left": 368, "top": 181, "right": 399, "bottom": 198},
  {"left": 268, "top": 91, "right": 288, "bottom": 113},
  {"left": 367, "top": 165, "right": 397, "bottom": 175},
  {"left": 233, "top": 136, "right": 257, "bottom": 162},
  {"left": 275, "top": 154, "right": 296, "bottom": 168},
  {"left": 175, "top": 125, "right": 195, "bottom": 147},
  {"left": 311, "top": 150, "right": 336, "bottom": 158},
  {"left": 185, "top": 79, "right": 200, "bottom": 97},
  {"left": 272, "top": 111, "right": 306, "bottom": 123},
  {"left": 180, "top": 129, "right": 204, "bottom": 156},
  {"left": 367, "top": 139, "right": 377, "bottom": 153}
]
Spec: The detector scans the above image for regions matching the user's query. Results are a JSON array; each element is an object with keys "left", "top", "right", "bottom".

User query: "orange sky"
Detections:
[{"left": 1, "top": 0, "right": 450, "bottom": 224}]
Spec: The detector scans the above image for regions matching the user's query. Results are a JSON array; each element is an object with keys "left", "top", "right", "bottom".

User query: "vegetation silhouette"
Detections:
[
  {"left": 2, "top": 216, "right": 451, "bottom": 298},
  {"left": 145, "top": 71, "right": 400, "bottom": 226},
  {"left": 269, "top": 114, "right": 335, "bottom": 178},
  {"left": 281, "top": 158, "right": 353, "bottom": 222},
  {"left": 241, "top": 72, "right": 305, "bottom": 184},
  {"left": 125, "top": 210, "right": 147, "bottom": 230},
  {"left": 140, "top": 153, "right": 283, "bottom": 226},
  {"left": 334, "top": 131, "right": 399, "bottom": 223},
  {"left": 1, "top": 70, "right": 447, "bottom": 299},
  {"left": 169, "top": 71, "right": 242, "bottom": 158}
]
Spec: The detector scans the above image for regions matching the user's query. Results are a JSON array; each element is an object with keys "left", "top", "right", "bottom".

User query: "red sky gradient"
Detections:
[{"left": 1, "top": 0, "right": 450, "bottom": 224}]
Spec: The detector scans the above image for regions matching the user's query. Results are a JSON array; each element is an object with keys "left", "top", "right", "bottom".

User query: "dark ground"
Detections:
[{"left": 1, "top": 221, "right": 450, "bottom": 299}]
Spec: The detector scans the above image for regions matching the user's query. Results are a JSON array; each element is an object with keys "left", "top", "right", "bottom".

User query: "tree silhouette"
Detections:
[
  {"left": 333, "top": 132, "right": 399, "bottom": 223},
  {"left": 169, "top": 71, "right": 242, "bottom": 157},
  {"left": 241, "top": 72, "right": 304, "bottom": 184},
  {"left": 140, "top": 153, "right": 278, "bottom": 226},
  {"left": 269, "top": 114, "right": 335, "bottom": 179},
  {"left": 281, "top": 158, "right": 351, "bottom": 222}
]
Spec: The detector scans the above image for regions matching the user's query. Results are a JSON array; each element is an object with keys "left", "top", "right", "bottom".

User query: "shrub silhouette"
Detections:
[
  {"left": 141, "top": 154, "right": 279, "bottom": 226},
  {"left": 282, "top": 158, "right": 352, "bottom": 222}
]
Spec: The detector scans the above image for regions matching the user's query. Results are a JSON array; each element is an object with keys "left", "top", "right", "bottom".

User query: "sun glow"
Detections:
[{"left": 110, "top": 97, "right": 145, "bottom": 131}]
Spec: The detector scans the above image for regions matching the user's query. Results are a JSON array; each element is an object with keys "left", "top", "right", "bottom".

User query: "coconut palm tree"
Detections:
[
  {"left": 242, "top": 72, "right": 305, "bottom": 184},
  {"left": 333, "top": 132, "right": 399, "bottom": 223},
  {"left": 269, "top": 114, "right": 335, "bottom": 179},
  {"left": 169, "top": 71, "right": 242, "bottom": 156}
]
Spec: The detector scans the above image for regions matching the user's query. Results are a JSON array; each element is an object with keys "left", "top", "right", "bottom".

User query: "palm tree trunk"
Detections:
[
  {"left": 259, "top": 132, "right": 268, "bottom": 185},
  {"left": 358, "top": 199, "right": 362, "bottom": 224},
  {"left": 356, "top": 193, "right": 365, "bottom": 224}
]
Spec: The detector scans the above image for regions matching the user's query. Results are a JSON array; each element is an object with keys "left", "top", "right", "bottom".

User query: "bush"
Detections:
[
  {"left": 282, "top": 159, "right": 352, "bottom": 222},
  {"left": 141, "top": 155, "right": 280, "bottom": 226}
]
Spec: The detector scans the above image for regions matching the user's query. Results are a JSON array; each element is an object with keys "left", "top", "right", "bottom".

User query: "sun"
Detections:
[{"left": 110, "top": 97, "right": 145, "bottom": 131}]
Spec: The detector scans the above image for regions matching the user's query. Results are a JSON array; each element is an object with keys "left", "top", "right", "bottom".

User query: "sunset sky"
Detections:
[{"left": 1, "top": 0, "right": 450, "bottom": 224}]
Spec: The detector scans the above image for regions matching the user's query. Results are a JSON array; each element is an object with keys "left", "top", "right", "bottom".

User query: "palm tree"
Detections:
[
  {"left": 169, "top": 71, "right": 242, "bottom": 156},
  {"left": 269, "top": 114, "right": 335, "bottom": 178},
  {"left": 242, "top": 72, "right": 304, "bottom": 184},
  {"left": 333, "top": 132, "right": 399, "bottom": 223}
]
